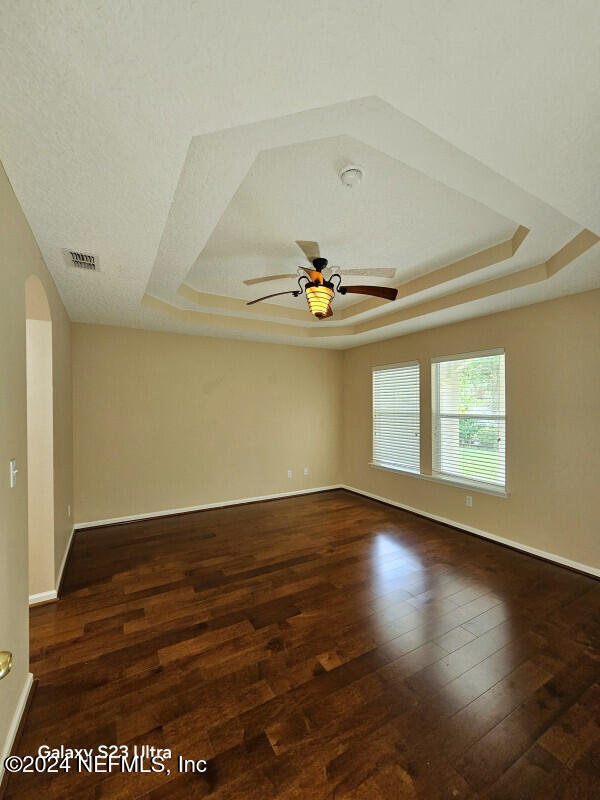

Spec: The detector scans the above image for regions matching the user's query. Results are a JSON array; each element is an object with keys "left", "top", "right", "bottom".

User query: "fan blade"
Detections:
[
  {"left": 246, "top": 290, "right": 298, "bottom": 305},
  {"left": 243, "top": 274, "right": 297, "bottom": 286},
  {"left": 335, "top": 268, "right": 396, "bottom": 278},
  {"left": 296, "top": 240, "right": 320, "bottom": 262},
  {"left": 342, "top": 285, "right": 398, "bottom": 301}
]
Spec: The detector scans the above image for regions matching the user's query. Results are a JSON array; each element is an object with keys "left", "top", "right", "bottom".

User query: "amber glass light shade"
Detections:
[{"left": 305, "top": 284, "right": 334, "bottom": 318}]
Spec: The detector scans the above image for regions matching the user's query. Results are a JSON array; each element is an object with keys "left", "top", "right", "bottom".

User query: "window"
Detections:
[
  {"left": 372, "top": 361, "right": 420, "bottom": 473},
  {"left": 432, "top": 350, "right": 505, "bottom": 488}
]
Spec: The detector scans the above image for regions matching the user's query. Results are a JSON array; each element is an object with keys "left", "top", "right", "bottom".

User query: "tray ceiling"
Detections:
[
  {"left": 0, "top": 2, "right": 599, "bottom": 348},
  {"left": 186, "top": 135, "right": 517, "bottom": 310}
]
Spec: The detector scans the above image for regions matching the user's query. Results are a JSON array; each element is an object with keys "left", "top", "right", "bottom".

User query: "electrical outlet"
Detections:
[
  {"left": 466, "top": 495, "right": 473, "bottom": 507},
  {"left": 303, "top": 467, "right": 309, "bottom": 476},
  {"left": 67, "top": 504, "right": 71, "bottom": 518},
  {"left": 287, "top": 470, "right": 292, "bottom": 479}
]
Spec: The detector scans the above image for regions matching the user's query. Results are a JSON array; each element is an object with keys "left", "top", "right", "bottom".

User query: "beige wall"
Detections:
[
  {"left": 0, "top": 163, "right": 72, "bottom": 758},
  {"left": 73, "top": 291, "right": 600, "bottom": 574},
  {"left": 26, "top": 319, "right": 55, "bottom": 596},
  {"left": 72, "top": 324, "right": 343, "bottom": 523},
  {"left": 343, "top": 289, "right": 600, "bottom": 571}
]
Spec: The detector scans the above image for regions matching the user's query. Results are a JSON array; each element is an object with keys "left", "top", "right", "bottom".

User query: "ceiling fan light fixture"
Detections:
[
  {"left": 247, "top": 240, "right": 398, "bottom": 314},
  {"left": 305, "top": 283, "right": 334, "bottom": 319}
]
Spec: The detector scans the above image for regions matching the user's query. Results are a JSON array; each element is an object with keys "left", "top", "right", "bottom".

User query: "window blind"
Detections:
[
  {"left": 372, "top": 362, "right": 420, "bottom": 473},
  {"left": 432, "top": 350, "right": 505, "bottom": 488}
]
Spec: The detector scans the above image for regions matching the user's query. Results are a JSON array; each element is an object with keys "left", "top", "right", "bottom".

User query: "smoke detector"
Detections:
[
  {"left": 63, "top": 250, "right": 98, "bottom": 271},
  {"left": 339, "top": 165, "right": 363, "bottom": 188}
]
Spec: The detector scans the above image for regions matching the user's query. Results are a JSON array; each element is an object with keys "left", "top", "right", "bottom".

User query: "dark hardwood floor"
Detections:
[{"left": 5, "top": 489, "right": 600, "bottom": 798}]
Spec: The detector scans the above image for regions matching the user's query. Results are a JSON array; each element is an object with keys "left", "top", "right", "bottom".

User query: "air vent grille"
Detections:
[{"left": 67, "top": 251, "right": 97, "bottom": 271}]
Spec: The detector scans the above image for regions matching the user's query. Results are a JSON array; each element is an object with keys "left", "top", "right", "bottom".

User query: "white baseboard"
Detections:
[
  {"left": 55, "top": 525, "right": 75, "bottom": 589},
  {"left": 70, "top": 483, "right": 599, "bottom": 579},
  {"left": 28, "top": 590, "right": 57, "bottom": 605},
  {"left": 340, "top": 484, "right": 600, "bottom": 579},
  {"left": 28, "top": 526, "right": 75, "bottom": 606},
  {"left": 1, "top": 672, "right": 33, "bottom": 782},
  {"left": 74, "top": 485, "right": 342, "bottom": 530}
]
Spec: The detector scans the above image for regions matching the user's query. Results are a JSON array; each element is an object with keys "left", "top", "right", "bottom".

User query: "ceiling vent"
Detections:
[{"left": 64, "top": 250, "right": 98, "bottom": 271}]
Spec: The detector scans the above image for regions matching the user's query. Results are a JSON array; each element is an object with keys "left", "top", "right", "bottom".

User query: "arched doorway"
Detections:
[{"left": 24, "top": 275, "right": 55, "bottom": 600}]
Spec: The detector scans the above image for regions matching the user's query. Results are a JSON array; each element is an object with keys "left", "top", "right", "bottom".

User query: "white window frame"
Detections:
[
  {"left": 431, "top": 348, "right": 507, "bottom": 493},
  {"left": 371, "top": 360, "right": 420, "bottom": 475}
]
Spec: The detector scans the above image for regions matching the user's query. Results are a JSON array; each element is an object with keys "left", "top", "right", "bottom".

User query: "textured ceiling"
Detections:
[
  {"left": 187, "top": 135, "right": 517, "bottom": 308},
  {"left": 0, "top": 0, "right": 599, "bottom": 348}
]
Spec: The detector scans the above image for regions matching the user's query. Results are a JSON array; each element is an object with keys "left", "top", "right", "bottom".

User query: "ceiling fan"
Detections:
[{"left": 246, "top": 241, "right": 398, "bottom": 320}]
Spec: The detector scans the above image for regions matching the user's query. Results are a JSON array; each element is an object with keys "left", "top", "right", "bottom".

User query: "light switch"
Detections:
[{"left": 9, "top": 459, "right": 19, "bottom": 489}]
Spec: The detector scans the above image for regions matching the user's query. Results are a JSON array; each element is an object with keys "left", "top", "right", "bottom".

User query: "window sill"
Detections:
[{"left": 369, "top": 462, "right": 509, "bottom": 498}]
